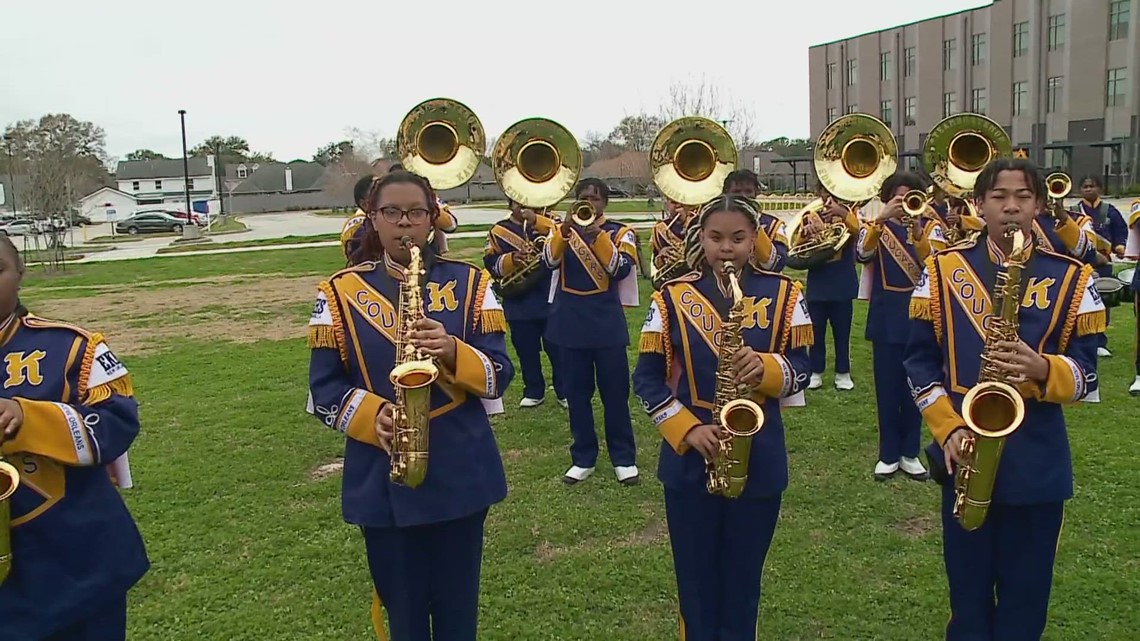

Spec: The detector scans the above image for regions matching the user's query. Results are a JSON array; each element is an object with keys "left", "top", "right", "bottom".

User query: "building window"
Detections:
[
  {"left": 942, "top": 38, "right": 957, "bottom": 70},
  {"left": 154, "top": 180, "right": 162, "bottom": 190},
  {"left": 1047, "top": 76, "right": 1063, "bottom": 113},
  {"left": 1109, "top": 1, "right": 1130, "bottom": 40},
  {"left": 237, "top": 165, "right": 248, "bottom": 179},
  {"left": 1012, "top": 81, "right": 1028, "bottom": 116},
  {"left": 1107, "top": 68, "right": 1128, "bottom": 107},
  {"left": 879, "top": 52, "right": 892, "bottom": 81},
  {"left": 1048, "top": 14, "right": 1065, "bottom": 51},
  {"left": 1013, "top": 22, "right": 1029, "bottom": 57},
  {"left": 904, "top": 97, "right": 917, "bottom": 125},
  {"left": 131, "top": 181, "right": 139, "bottom": 191},
  {"left": 971, "top": 33, "right": 987, "bottom": 66},
  {"left": 880, "top": 99, "right": 893, "bottom": 126},
  {"left": 846, "top": 103, "right": 858, "bottom": 115},
  {"left": 826, "top": 62, "right": 836, "bottom": 89},
  {"left": 904, "top": 47, "right": 916, "bottom": 77},
  {"left": 187, "top": 178, "right": 195, "bottom": 190},
  {"left": 846, "top": 59, "right": 857, "bottom": 85},
  {"left": 827, "top": 107, "right": 838, "bottom": 123},
  {"left": 971, "top": 88, "right": 987, "bottom": 114},
  {"left": 943, "top": 92, "right": 957, "bottom": 118}
]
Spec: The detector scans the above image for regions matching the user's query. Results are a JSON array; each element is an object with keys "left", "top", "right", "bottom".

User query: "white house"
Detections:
[
  {"left": 114, "top": 155, "right": 221, "bottom": 216},
  {"left": 78, "top": 187, "right": 139, "bottom": 224}
]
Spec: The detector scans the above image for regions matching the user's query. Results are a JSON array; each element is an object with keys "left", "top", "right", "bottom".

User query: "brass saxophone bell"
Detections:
[{"left": 718, "top": 398, "right": 764, "bottom": 438}]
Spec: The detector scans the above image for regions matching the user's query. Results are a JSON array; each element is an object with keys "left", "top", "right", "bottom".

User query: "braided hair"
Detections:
[
  {"left": 351, "top": 171, "right": 442, "bottom": 265},
  {"left": 681, "top": 194, "right": 761, "bottom": 271}
]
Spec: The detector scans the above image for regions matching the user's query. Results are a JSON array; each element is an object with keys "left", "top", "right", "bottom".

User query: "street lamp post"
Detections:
[
  {"left": 178, "top": 110, "right": 200, "bottom": 239},
  {"left": 2, "top": 135, "right": 16, "bottom": 217}
]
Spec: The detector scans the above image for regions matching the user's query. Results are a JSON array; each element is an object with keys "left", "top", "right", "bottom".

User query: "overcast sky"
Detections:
[{"left": 1, "top": 0, "right": 986, "bottom": 162}]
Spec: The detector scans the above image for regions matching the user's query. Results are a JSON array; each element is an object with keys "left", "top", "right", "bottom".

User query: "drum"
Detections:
[
  {"left": 1118, "top": 267, "right": 1136, "bottom": 299},
  {"left": 1094, "top": 276, "right": 1126, "bottom": 308}
]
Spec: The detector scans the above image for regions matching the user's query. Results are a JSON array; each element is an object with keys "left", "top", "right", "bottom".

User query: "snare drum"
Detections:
[
  {"left": 1118, "top": 267, "right": 1136, "bottom": 299},
  {"left": 1094, "top": 276, "right": 1126, "bottom": 308}
]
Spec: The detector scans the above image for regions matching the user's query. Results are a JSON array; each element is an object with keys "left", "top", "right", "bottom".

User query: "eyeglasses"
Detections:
[{"left": 373, "top": 206, "right": 430, "bottom": 224}]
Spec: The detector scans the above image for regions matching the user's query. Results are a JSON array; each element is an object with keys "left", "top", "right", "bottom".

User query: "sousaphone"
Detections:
[
  {"left": 923, "top": 112, "right": 1011, "bottom": 211},
  {"left": 397, "top": 97, "right": 486, "bottom": 190}
]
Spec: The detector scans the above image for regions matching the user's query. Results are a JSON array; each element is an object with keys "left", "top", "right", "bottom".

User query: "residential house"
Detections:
[
  {"left": 229, "top": 161, "right": 355, "bottom": 213},
  {"left": 115, "top": 156, "right": 221, "bottom": 216},
  {"left": 581, "top": 150, "right": 652, "bottom": 196},
  {"left": 77, "top": 187, "right": 139, "bottom": 224}
]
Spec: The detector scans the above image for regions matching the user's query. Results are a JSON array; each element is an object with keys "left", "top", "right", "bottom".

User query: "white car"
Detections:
[{"left": 0, "top": 218, "right": 36, "bottom": 236}]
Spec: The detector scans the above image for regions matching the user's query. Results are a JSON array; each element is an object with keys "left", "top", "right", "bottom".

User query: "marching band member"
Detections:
[
  {"left": 0, "top": 235, "right": 149, "bottom": 641},
  {"left": 346, "top": 165, "right": 461, "bottom": 265},
  {"left": 722, "top": 169, "right": 788, "bottom": 272},
  {"left": 1072, "top": 176, "right": 1128, "bottom": 357},
  {"left": 651, "top": 198, "right": 694, "bottom": 283},
  {"left": 483, "top": 199, "right": 566, "bottom": 408},
  {"left": 927, "top": 186, "right": 984, "bottom": 249},
  {"left": 632, "top": 194, "right": 812, "bottom": 640},
  {"left": 905, "top": 156, "right": 1104, "bottom": 641},
  {"left": 1129, "top": 198, "right": 1140, "bottom": 395},
  {"left": 542, "top": 177, "right": 640, "bottom": 485},
  {"left": 307, "top": 171, "right": 514, "bottom": 641},
  {"left": 802, "top": 187, "right": 861, "bottom": 391},
  {"left": 342, "top": 175, "right": 375, "bottom": 266},
  {"left": 857, "top": 171, "right": 933, "bottom": 482}
]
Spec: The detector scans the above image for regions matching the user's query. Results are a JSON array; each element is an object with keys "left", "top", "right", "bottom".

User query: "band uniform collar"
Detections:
[
  {"left": 985, "top": 231, "right": 1033, "bottom": 264},
  {"left": 382, "top": 252, "right": 407, "bottom": 282}
]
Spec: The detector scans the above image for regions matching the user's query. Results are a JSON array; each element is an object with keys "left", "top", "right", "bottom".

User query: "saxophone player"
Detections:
[
  {"left": 632, "top": 195, "right": 812, "bottom": 640},
  {"left": 344, "top": 164, "right": 461, "bottom": 265},
  {"left": 0, "top": 235, "right": 149, "bottom": 641},
  {"left": 722, "top": 169, "right": 789, "bottom": 271},
  {"left": 307, "top": 171, "right": 515, "bottom": 641},
  {"left": 483, "top": 200, "right": 566, "bottom": 408},
  {"left": 904, "top": 157, "right": 1104, "bottom": 641}
]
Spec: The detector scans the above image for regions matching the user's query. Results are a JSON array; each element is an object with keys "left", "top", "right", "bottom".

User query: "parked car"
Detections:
[
  {"left": 135, "top": 209, "right": 204, "bottom": 226},
  {"left": 115, "top": 212, "right": 186, "bottom": 235},
  {"left": 0, "top": 218, "right": 37, "bottom": 236}
]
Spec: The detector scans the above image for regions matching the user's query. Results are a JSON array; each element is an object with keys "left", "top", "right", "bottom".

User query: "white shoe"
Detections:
[
  {"left": 1097, "top": 347, "right": 1112, "bottom": 358},
  {"left": 614, "top": 465, "right": 640, "bottom": 485},
  {"left": 873, "top": 460, "right": 898, "bottom": 481},
  {"left": 899, "top": 456, "right": 929, "bottom": 481},
  {"left": 834, "top": 373, "right": 854, "bottom": 391},
  {"left": 1130, "top": 376, "right": 1140, "bottom": 397},
  {"left": 808, "top": 373, "right": 823, "bottom": 390},
  {"left": 519, "top": 397, "right": 544, "bottom": 408},
  {"left": 562, "top": 465, "right": 594, "bottom": 485},
  {"left": 557, "top": 398, "right": 569, "bottom": 409}
]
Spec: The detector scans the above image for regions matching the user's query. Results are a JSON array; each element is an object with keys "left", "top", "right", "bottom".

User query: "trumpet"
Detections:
[
  {"left": 1045, "top": 172, "right": 1072, "bottom": 210},
  {"left": 397, "top": 98, "right": 486, "bottom": 190},
  {"left": 902, "top": 188, "right": 932, "bottom": 218},
  {"left": 568, "top": 200, "right": 597, "bottom": 227}
]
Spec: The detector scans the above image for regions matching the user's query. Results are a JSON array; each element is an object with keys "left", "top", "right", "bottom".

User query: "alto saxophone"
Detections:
[
  {"left": 954, "top": 226, "right": 1029, "bottom": 531},
  {"left": 706, "top": 262, "right": 766, "bottom": 499},
  {"left": 388, "top": 236, "right": 440, "bottom": 489},
  {"left": 0, "top": 442, "right": 19, "bottom": 585}
]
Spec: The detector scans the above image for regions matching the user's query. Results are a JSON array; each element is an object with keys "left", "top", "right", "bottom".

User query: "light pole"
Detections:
[
  {"left": 178, "top": 110, "right": 198, "bottom": 239},
  {"left": 2, "top": 134, "right": 16, "bottom": 217}
]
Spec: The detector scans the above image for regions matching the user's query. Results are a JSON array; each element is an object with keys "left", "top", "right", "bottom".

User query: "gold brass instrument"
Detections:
[
  {"left": 1, "top": 445, "right": 18, "bottom": 585},
  {"left": 650, "top": 116, "right": 738, "bottom": 207},
  {"left": 490, "top": 118, "right": 582, "bottom": 299},
  {"left": 787, "top": 113, "right": 897, "bottom": 269},
  {"left": 954, "top": 226, "right": 1029, "bottom": 531},
  {"left": 1045, "top": 172, "right": 1073, "bottom": 225},
  {"left": 397, "top": 98, "right": 486, "bottom": 190},
  {"left": 902, "top": 187, "right": 933, "bottom": 219},
  {"left": 651, "top": 208, "right": 692, "bottom": 290},
  {"left": 388, "top": 236, "right": 440, "bottom": 489},
  {"left": 923, "top": 113, "right": 1011, "bottom": 242},
  {"left": 568, "top": 200, "right": 597, "bottom": 227},
  {"left": 707, "top": 261, "right": 765, "bottom": 499}
]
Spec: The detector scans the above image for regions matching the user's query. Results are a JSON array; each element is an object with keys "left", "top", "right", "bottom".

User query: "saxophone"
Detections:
[
  {"left": 388, "top": 236, "right": 440, "bottom": 489},
  {"left": 954, "top": 226, "right": 1029, "bottom": 531},
  {"left": 0, "top": 444, "right": 19, "bottom": 585},
  {"left": 706, "top": 262, "right": 766, "bottom": 499}
]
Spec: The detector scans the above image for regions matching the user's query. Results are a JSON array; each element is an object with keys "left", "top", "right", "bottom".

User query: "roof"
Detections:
[
  {"left": 582, "top": 150, "right": 650, "bottom": 179},
  {"left": 116, "top": 157, "right": 212, "bottom": 180},
  {"left": 78, "top": 186, "right": 136, "bottom": 204},
  {"left": 810, "top": 1, "right": 994, "bottom": 48},
  {"left": 230, "top": 161, "right": 326, "bottom": 194}
]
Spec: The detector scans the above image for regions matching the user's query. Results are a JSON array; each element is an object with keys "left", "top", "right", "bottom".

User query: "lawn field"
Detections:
[{"left": 20, "top": 239, "right": 1140, "bottom": 640}]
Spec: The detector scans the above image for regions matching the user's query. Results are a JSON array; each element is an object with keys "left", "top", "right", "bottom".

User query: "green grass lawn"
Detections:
[{"left": 20, "top": 245, "right": 1140, "bottom": 640}]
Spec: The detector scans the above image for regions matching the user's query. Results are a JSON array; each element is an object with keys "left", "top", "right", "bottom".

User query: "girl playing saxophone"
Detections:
[{"left": 632, "top": 195, "right": 812, "bottom": 640}]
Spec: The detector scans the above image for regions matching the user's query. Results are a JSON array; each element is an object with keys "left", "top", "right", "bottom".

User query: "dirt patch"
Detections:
[
  {"left": 31, "top": 274, "right": 322, "bottom": 355},
  {"left": 309, "top": 458, "right": 345, "bottom": 481},
  {"left": 533, "top": 517, "right": 667, "bottom": 564},
  {"left": 894, "top": 514, "right": 938, "bottom": 538}
]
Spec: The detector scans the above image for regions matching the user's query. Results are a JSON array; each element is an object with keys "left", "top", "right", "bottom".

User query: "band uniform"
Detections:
[
  {"left": 905, "top": 227, "right": 1104, "bottom": 641},
  {"left": 307, "top": 249, "right": 514, "bottom": 641},
  {"left": 804, "top": 193, "right": 861, "bottom": 391},
  {"left": 483, "top": 204, "right": 566, "bottom": 408},
  {"left": 1071, "top": 194, "right": 1128, "bottom": 355},
  {"left": 856, "top": 174, "right": 936, "bottom": 481},
  {"left": 0, "top": 310, "right": 147, "bottom": 641},
  {"left": 541, "top": 179, "right": 640, "bottom": 486},
  {"left": 722, "top": 170, "right": 789, "bottom": 272},
  {"left": 632, "top": 196, "right": 813, "bottom": 640}
]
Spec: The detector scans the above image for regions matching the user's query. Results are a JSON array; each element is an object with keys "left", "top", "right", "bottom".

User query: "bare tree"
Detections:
[
  {"left": 658, "top": 77, "right": 757, "bottom": 148},
  {"left": 345, "top": 127, "right": 397, "bottom": 163}
]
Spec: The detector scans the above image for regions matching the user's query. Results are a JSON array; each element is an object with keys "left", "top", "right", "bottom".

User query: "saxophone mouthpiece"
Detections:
[{"left": 400, "top": 235, "right": 414, "bottom": 249}]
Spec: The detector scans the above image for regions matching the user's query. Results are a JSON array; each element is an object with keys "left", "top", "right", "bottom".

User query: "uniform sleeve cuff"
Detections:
[
  {"left": 533, "top": 215, "right": 556, "bottom": 234},
  {"left": 8, "top": 398, "right": 96, "bottom": 465},
  {"left": 450, "top": 338, "right": 497, "bottom": 398},
  {"left": 341, "top": 390, "right": 388, "bottom": 448},
  {"left": 755, "top": 354, "right": 790, "bottom": 398},
  {"left": 1037, "top": 354, "right": 1084, "bottom": 404},
  {"left": 591, "top": 233, "right": 618, "bottom": 272},
  {"left": 922, "top": 395, "right": 967, "bottom": 446},
  {"left": 499, "top": 253, "right": 517, "bottom": 277},
  {"left": 1055, "top": 218, "right": 1080, "bottom": 250},
  {"left": 753, "top": 228, "right": 774, "bottom": 264},
  {"left": 546, "top": 231, "right": 567, "bottom": 261},
  {"left": 650, "top": 399, "right": 700, "bottom": 454}
]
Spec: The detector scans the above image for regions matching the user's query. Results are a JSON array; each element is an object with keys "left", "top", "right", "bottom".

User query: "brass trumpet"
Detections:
[
  {"left": 1046, "top": 172, "right": 1071, "bottom": 207},
  {"left": 902, "top": 187, "right": 932, "bottom": 218},
  {"left": 568, "top": 200, "right": 597, "bottom": 227},
  {"left": 397, "top": 98, "right": 486, "bottom": 190}
]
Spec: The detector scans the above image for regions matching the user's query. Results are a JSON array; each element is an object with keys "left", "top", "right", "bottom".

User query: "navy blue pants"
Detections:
[
  {"left": 508, "top": 317, "right": 564, "bottom": 401},
  {"left": 43, "top": 594, "right": 127, "bottom": 641},
  {"left": 941, "top": 484, "right": 1064, "bottom": 641},
  {"left": 665, "top": 489, "right": 782, "bottom": 641},
  {"left": 562, "top": 346, "right": 636, "bottom": 468},
  {"left": 807, "top": 300, "right": 853, "bottom": 375},
  {"left": 363, "top": 509, "right": 488, "bottom": 641},
  {"left": 871, "top": 340, "right": 921, "bottom": 464}
]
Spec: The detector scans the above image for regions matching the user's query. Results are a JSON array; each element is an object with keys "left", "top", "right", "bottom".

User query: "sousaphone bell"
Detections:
[{"left": 397, "top": 97, "right": 486, "bottom": 190}]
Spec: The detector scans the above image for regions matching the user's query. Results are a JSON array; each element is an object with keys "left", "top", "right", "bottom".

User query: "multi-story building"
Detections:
[{"left": 809, "top": 0, "right": 1140, "bottom": 189}]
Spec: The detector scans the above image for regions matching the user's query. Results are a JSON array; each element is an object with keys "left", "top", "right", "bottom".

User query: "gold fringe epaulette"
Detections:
[
  {"left": 480, "top": 309, "right": 506, "bottom": 334},
  {"left": 790, "top": 325, "right": 813, "bottom": 350},
  {"left": 1076, "top": 310, "right": 1107, "bottom": 337},
  {"left": 77, "top": 331, "right": 135, "bottom": 405},
  {"left": 308, "top": 326, "right": 338, "bottom": 349},
  {"left": 909, "top": 297, "right": 933, "bottom": 321},
  {"left": 1059, "top": 264, "right": 1095, "bottom": 351},
  {"left": 779, "top": 281, "right": 814, "bottom": 350},
  {"left": 639, "top": 331, "right": 664, "bottom": 355}
]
